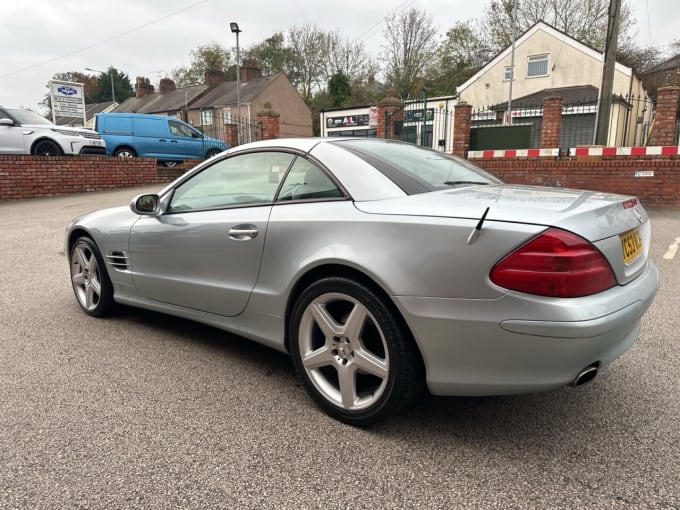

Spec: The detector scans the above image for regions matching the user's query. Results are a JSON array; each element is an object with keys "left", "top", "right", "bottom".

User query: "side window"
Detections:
[
  {"left": 277, "top": 157, "right": 343, "bottom": 202},
  {"left": 527, "top": 54, "right": 549, "bottom": 77},
  {"left": 169, "top": 151, "right": 295, "bottom": 211},
  {"left": 169, "top": 120, "right": 197, "bottom": 138}
]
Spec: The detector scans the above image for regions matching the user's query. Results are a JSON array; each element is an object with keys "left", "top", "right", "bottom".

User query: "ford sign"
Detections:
[{"left": 57, "top": 86, "right": 78, "bottom": 96}]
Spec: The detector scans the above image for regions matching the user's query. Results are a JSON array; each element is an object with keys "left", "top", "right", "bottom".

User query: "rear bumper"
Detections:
[{"left": 394, "top": 261, "right": 659, "bottom": 396}]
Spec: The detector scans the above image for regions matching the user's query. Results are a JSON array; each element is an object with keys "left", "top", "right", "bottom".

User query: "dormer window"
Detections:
[{"left": 527, "top": 54, "right": 549, "bottom": 77}]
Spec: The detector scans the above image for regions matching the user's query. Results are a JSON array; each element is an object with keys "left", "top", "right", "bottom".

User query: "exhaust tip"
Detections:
[{"left": 570, "top": 364, "right": 599, "bottom": 387}]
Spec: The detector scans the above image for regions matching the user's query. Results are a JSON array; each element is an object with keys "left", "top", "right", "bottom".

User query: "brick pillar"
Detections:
[
  {"left": 377, "top": 97, "right": 403, "bottom": 139},
  {"left": 651, "top": 86, "right": 680, "bottom": 146},
  {"left": 224, "top": 124, "right": 238, "bottom": 147},
  {"left": 540, "top": 96, "right": 562, "bottom": 149},
  {"left": 257, "top": 107, "right": 280, "bottom": 140},
  {"left": 452, "top": 102, "right": 472, "bottom": 157}
]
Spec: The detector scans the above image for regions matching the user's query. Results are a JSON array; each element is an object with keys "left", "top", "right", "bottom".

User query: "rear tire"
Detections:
[
  {"left": 289, "top": 277, "right": 422, "bottom": 426},
  {"left": 113, "top": 147, "right": 136, "bottom": 158}
]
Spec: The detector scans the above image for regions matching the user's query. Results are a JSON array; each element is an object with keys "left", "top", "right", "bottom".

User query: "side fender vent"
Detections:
[{"left": 106, "top": 251, "right": 130, "bottom": 271}]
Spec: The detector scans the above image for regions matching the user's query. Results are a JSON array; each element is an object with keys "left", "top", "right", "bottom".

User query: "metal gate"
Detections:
[{"left": 384, "top": 99, "right": 455, "bottom": 153}]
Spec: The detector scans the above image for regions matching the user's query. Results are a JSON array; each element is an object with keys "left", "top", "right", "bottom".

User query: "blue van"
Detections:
[{"left": 94, "top": 113, "right": 228, "bottom": 167}]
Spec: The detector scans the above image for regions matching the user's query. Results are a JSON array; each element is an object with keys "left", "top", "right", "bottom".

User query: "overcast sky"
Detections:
[{"left": 0, "top": 0, "right": 676, "bottom": 113}]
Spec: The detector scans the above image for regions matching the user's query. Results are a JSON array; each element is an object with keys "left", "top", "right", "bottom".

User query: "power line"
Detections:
[{"left": 0, "top": 0, "right": 209, "bottom": 79}]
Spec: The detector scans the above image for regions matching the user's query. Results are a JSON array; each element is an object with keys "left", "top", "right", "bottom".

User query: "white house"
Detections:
[{"left": 457, "top": 21, "right": 652, "bottom": 147}]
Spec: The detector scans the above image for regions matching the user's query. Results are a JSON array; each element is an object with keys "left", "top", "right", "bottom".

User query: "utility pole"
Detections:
[
  {"left": 595, "top": 0, "right": 622, "bottom": 145},
  {"left": 507, "top": 0, "right": 517, "bottom": 125}
]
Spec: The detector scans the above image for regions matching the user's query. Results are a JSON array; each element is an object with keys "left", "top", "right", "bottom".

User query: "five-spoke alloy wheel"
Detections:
[
  {"left": 69, "top": 237, "right": 115, "bottom": 317},
  {"left": 290, "top": 277, "right": 421, "bottom": 426}
]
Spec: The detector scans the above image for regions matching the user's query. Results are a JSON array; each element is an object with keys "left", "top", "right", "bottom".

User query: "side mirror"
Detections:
[
  {"left": 130, "top": 193, "right": 161, "bottom": 215},
  {"left": 0, "top": 118, "right": 14, "bottom": 126}
]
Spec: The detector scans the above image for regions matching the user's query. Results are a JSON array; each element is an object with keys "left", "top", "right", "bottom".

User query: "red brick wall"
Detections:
[
  {"left": 453, "top": 102, "right": 472, "bottom": 157},
  {"left": 0, "top": 156, "right": 176, "bottom": 200},
  {"left": 650, "top": 86, "right": 680, "bottom": 147},
  {"left": 377, "top": 97, "right": 404, "bottom": 139},
  {"left": 257, "top": 112, "right": 280, "bottom": 140},
  {"left": 540, "top": 96, "right": 562, "bottom": 149},
  {"left": 475, "top": 157, "right": 680, "bottom": 208}
]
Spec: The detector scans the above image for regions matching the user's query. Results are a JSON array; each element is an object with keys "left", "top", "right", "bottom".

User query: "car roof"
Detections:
[{"left": 226, "top": 137, "right": 360, "bottom": 155}]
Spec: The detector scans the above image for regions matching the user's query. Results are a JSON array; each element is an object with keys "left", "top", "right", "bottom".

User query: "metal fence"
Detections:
[
  {"left": 384, "top": 100, "right": 456, "bottom": 153},
  {"left": 470, "top": 94, "right": 655, "bottom": 152},
  {"left": 195, "top": 109, "right": 265, "bottom": 147}
]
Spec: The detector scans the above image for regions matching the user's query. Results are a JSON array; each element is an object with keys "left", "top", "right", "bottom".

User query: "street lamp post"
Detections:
[
  {"left": 230, "top": 22, "right": 242, "bottom": 145},
  {"left": 86, "top": 67, "right": 116, "bottom": 106}
]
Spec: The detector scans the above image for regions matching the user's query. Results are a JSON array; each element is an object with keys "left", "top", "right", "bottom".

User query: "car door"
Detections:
[
  {"left": 166, "top": 118, "right": 205, "bottom": 159},
  {"left": 0, "top": 111, "right": 26, "bottom": 154},
  {"left": 132, "top": 117, "right": 170, "bottom": 158},
  {"left": 129, "top": 150, "right": 296, "bottom": 317}
]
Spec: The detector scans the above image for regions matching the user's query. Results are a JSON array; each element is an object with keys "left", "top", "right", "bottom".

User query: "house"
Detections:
[
  {"left": 640, "top": 53, "right": 680, "bottom": 101},
  {"left": 114, "top": 60, "right": 313, "bottom": 145},
  {"left": 55, "top": 101, "right": 117, "bottom": 128},
  {"left": 457, "top": 21, "right": 652, "bottom": 148}
]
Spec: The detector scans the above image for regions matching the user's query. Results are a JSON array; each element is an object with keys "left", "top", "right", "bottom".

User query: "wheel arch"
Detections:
[
  {"left": 67, "top": 227, "right": 95, "bottom": 254},
  {"left": 30, "top": 137, "right": 64, "bottom": 154},
  {"left": 113, "top": 145, "right": 137, "bottom": 157},
  {"left": 283, "top": 263, "right": 425, "bottom": 372}
]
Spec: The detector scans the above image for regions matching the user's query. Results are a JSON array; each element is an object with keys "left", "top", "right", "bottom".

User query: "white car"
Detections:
[{"left": 0, "top": 107, "right": 106, "bottom": 156}]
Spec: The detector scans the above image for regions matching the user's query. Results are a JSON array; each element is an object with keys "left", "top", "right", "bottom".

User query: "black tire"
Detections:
[
  {"left": 113, "top": 147, "right": 136, "bottom": 158},
  {"left": 205, "top": 148, "right": 221, "bottom": 159},
  {"left": 69, "top": 236, "right": 116, "bottom": 317},
  {"left": 32, "top": 139, "right": 62, "bottom": 156},
  {"left": 289, "top": 277, "right": 422, "bottom": 426}
]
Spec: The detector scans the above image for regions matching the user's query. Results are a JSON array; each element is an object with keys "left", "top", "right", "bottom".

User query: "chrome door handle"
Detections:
[{"left": 228, "top": 226, "right": 258, "bottom": 240}]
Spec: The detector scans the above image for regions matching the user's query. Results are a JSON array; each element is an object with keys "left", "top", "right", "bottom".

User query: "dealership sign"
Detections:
[{"left": 50, "top": 80, "right": 86, "bottom": 123}]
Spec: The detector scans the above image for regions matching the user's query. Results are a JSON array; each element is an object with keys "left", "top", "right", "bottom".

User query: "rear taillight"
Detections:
[{"left": 490, "top": 228, "right": 616, "bottom": 298}]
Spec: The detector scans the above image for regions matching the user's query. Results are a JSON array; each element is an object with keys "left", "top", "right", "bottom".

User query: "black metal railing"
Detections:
[{"left": 470, "top": 94, "right": 655, "bottom": 152}]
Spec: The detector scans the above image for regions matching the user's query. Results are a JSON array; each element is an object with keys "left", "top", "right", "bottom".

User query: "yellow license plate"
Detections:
[{"left": 620, "top": 228, "right": 642, "bottom": 263}]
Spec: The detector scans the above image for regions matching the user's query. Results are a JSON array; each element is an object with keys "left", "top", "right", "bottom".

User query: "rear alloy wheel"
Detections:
[
  {"left": 163, "top": 161, "right": 179, "bottom": 168},
  {"left": 113, "top": 147, "right": 136, "bottom": 158},
  {"left": 69, "top": 237, "right": 115, "bottom": 317},
  {"left": 290, "top": 277, "right": 422, "bottom": 426},
  {"left": 32, "top": 140, "right": 62, "bottom": 156}
]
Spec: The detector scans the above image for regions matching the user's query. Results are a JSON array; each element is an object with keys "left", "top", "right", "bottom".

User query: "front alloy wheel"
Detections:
[
  {"left": 70, "top": 237, "right": 115, "bottom": 317},
  {"left": 290, "top": 277, "right": 422, "bottom": 426}
]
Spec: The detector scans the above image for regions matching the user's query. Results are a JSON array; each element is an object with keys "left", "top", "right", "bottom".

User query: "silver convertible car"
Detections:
[{"left": 66, "top": 138, "right": 658, "bottom": 425}]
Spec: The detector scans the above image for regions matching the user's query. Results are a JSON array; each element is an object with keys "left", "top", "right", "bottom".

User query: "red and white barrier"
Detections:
[
  {"left": 467, "top": 148, "right": 559, "bottom": 158},
  {"left": 467, "top": 146, "right": 680, "bottom": 158}
]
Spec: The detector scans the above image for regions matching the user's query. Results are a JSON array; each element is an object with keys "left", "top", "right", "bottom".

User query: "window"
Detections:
[
  {"left": 504, "top": 65, "right": 514, "bottom": 81},
  {"left": 168, "top": 119, "right": 199, "bottom": 138},
  {"left": 527, "top": 54, "right": 549, "bottom": 77},
  {"left": 169, "top": 152, "right": 295, "bottom": 211},
  {"left": 277, "top": 157, "right": 343, "bottom": 201},
  {"left": 200, "top": 109, "right": 213, "bottom": 126},
  {"left": 223, "top": 109, "right": 232, "bottom": 124}
]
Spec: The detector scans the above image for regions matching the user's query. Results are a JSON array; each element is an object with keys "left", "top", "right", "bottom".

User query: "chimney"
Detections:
[
  {"left": 205, "top": 69, "right": 226, "bottom": 89},
  {"left": 159, "top": 78, "right": 177, "bottom": 95},
  {"left": 135, "top": 77, "right": 155, "bottom": 98},
  {"left": 240, "top": 59, "right": 262, "bottom": 83}
]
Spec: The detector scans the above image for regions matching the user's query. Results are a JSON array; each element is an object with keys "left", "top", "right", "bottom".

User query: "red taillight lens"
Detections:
[{"left": 490, "top": 228, "right": 616, "bottom": 297}]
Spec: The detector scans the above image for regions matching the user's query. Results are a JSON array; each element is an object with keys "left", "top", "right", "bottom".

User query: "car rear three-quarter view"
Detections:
[{"left": 66, "top": 138, "right": 659, "bottom": 426}]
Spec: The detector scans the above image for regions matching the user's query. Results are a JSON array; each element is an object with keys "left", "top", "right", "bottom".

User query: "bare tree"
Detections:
[
  {"left": 320, "top": 31, "right": 377, "bottom": 85},
  {"left": 288, "top": 24, "right": 327, "bottom": 101},
  {"left": 483, "top": 0, "right": 635, "bottom": 53},
  {"left": 381, "top": 7, "right": 438, "bottom": 99}
]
